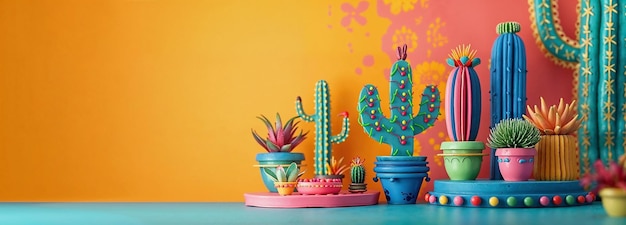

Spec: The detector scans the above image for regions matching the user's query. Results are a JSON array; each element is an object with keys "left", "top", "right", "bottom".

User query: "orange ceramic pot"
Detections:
[{"left": 274, "top": 182, "right": 298, "bottom": 196}]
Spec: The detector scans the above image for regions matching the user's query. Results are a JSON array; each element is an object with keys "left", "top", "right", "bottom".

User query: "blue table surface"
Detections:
[{"left": 0, "top": 202, "right": 624, "bottom": 225}]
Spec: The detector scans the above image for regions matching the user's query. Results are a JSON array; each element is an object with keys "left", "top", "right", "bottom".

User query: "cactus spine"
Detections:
[
  {"left": 530, "top": 0, "right": 626, "bottom": 175},
  {"left": 357, "top": 45, "right": 441, "bottom": 156},
  {"left": 351, "top": 166, "right": 365, "bottom": 183},
  {"left": 295, "top": 80, "right": 350, "bottom": 176},
  {"left": 489, "top": 22, "right": 528, "bottom": 180},
  {"left": 445, "top": 45, "right": 482, "bottom": 141}
]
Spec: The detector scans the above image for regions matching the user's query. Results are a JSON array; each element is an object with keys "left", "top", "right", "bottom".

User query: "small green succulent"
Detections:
[
  {"left": 487, "top": 118, "right": 541, "bottom": 149},
  {"left": 263, "top": 162, "right": 305, "bottom": 182}
]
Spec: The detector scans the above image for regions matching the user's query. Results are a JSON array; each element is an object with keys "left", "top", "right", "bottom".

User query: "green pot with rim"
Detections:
[{"left": 438, "top": 141, "right": 486, "bottom": 180}]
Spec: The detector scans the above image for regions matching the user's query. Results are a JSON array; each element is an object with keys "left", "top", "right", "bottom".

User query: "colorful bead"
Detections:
[
  {"left": 424, "top": 193, "right": 431, "bottom": 202},
  {"left": 489, "top": 197, "right": 499, "bottom": 207},
  {"left": 540, "top": 196, "right": 550, "bottom": 206},
  {"left": 429, "top": 195, "right": 436, "bottom": 204},
  {"left": 439, "top": 195, "right": 449, "bottom": 205},
  {"left": 507, "top": 197, "right": 517, "bottom": 207},
  {"left": 453, "top": 196, "right": 464, "bottom": 206},
  {"left": 552, "top": 195, "right": 562, "bottom": 205},
  {"left": 565, "top": 195, "right": 575, "bottom": 205},
  {"left": 523, "top": 197, "right": 534, "bottom": 207},
  {"left": 577, "top": 195, "right": 585, "bottom": 204},
  {"left": 585, "top": 193, "right": 594, "bottom": 203},
  {"left": 470, "top": 196, "right": 481, "bottom": 206}
]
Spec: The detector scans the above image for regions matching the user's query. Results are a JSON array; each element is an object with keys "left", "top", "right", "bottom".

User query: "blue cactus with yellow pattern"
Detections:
[
  {"left": 357, "top": 44, "right": 442, "bottom": 156},
  {"left": 295, "top": 80, "right": 350, "bottom": 176}
]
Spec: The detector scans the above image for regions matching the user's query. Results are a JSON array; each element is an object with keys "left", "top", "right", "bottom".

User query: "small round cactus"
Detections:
[{"left": 350, "top": 157, "right": 366, "bottom": 183}]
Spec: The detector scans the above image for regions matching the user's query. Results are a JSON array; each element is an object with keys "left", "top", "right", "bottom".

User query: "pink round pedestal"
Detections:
[{"left": 244, "top": 191, "right": 380, "bottom": 208}]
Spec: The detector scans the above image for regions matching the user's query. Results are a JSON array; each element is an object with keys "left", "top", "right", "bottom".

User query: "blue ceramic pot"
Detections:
[
  {"left": 373, "top": 156, "right": 431, "bottom": 204},
  {"left": 256, "top": 152, "right": 305, "bottom": 192}
]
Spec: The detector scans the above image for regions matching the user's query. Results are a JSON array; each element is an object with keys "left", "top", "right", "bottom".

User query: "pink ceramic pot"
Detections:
[
  {"left": 495, "top": 148, "right": 536, "bottom": 181},
  {"left": 296, "top": 178, "right": 342, "bottom": 195}
]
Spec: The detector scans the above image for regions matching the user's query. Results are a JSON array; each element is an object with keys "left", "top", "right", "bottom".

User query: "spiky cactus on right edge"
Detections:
[
  {"left": 489, "top": 22, "right": 528, "bottom": 180},
  {"left": 358, "top": 45, "right": 441, "bottom": 156},
  {"left": 530, "top": 0, "right": 626, "bottom": 176}
]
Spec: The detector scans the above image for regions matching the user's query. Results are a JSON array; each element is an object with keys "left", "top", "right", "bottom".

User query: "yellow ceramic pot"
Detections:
[
  {"left": 599, "top": 188, "right": 626, "bottom": 217},
  {"left": 274, "top": 182, "right": 298, "bottom": 196}
]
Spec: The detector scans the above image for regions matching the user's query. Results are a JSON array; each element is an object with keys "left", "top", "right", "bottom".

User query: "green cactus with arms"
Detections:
[
  {"left": 295, "top": 80, "right": 350, "bottom": 176},
  {"left": 357, "top": 44, "right": 441, "bottom": 156},
  {"left": 530, "top": 0, "right": 626, "bottom": 175}
]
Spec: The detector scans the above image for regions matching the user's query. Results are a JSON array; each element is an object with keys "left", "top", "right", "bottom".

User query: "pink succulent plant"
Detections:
[
  {"left": 251, "top": 113, "right": 308, "bottom": 152},
  {"left": 580, "top": 155, "right": 626, "bottom": 193}
]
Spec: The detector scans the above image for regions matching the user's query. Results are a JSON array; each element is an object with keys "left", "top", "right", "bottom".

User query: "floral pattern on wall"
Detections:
[{"left": 327, "top": 0, "right": 453, "bottom": 198}]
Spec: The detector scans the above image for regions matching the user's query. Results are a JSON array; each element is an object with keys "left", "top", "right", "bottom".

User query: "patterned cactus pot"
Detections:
[
  {"left": 495, "top": 148, "right": 536, "bottom": 181},
  {"left": 373, "top": 156, "right": 430, "bottom": 204},
  {"left": 438, "top": 141, "right": 486, "bottom": 180},
  {"left": 256, "top": 152, "right": 305, "bottom": 192}
]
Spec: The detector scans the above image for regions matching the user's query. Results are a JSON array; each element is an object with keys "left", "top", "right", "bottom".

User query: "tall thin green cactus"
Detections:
[
  {"left": 295, "top": 80, "right": 350, "bottom": 176},
  {"left": 529, "top": 0, "right": 626, "bottom": 175},
  {"left": 357, "top": 45, "right": 441, "bottom": 156}
]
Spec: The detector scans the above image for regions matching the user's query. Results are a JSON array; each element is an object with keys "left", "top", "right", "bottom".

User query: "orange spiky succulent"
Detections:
[
  {"left": 522, "top": 97, "right": 583, "bottom": 135},
  {"left": 325, "top": 156, "right": 349, "bottom": 176}
]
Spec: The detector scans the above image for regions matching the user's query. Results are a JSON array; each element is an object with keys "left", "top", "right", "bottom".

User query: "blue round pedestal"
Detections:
[{"left": 427, "top": 180, "right": 595, "bottom": 208}]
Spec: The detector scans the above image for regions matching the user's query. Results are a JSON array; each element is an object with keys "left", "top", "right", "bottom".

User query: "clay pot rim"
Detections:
[
  {"left": 494, "top": 148, "right": 536, "bottom": 156},
  {"left": 599, "top": 188, "right": 626, "bottom": 197},
  {"left": 440, "top": 141, "right": 485, "bottom": 151},
  {"left": 437, "top": 153, "right": 489, "bottom": 157}
]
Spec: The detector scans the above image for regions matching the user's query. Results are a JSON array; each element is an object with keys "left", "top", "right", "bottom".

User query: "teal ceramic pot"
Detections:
[{"left": 256, "top": 152, "right": 305, "bottom": 192}]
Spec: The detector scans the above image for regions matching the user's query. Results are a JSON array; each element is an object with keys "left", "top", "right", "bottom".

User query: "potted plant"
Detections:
[
  {"left": 295, "top": 80, "right": 350, "bottom": 178},
  {"left": 252, "top": 113, "right": 308, "bottom": 192},
  {"left": 486, "top": 118, "right": 541, "bottom": 181},
  {"left": 438, "top": 44, "right": 486, "bottom": 180},
  {"left": 263, "top": 162, "right": 305, "bottom": 196},
  {"left": 349, "top": 157, "right": 367, "bottom": 193},
  {"left": 296, "top": 156, "right": 346, "bottom": 195},
  {"left": 523, "top": 97, "right": 582, "bottom": 181},
  {"left": 296, "top": 178, "right": 343, "bottom": 195},
  {"left": 358, "top": 44, "right": 440, "bottom": 204},
  {"left": 317, "top": 156, "right": 348, "bottom": 181},
  {"left": 580, "top": 155, "right": 626, "bottom": 217},
  {"left": 489, "top": 21, "right": 529, "bottom": 180}
]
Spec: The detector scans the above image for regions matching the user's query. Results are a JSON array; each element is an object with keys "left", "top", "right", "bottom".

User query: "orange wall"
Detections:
[{"left": 0, "top": 0, "right": 577, "bottom": 202}]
